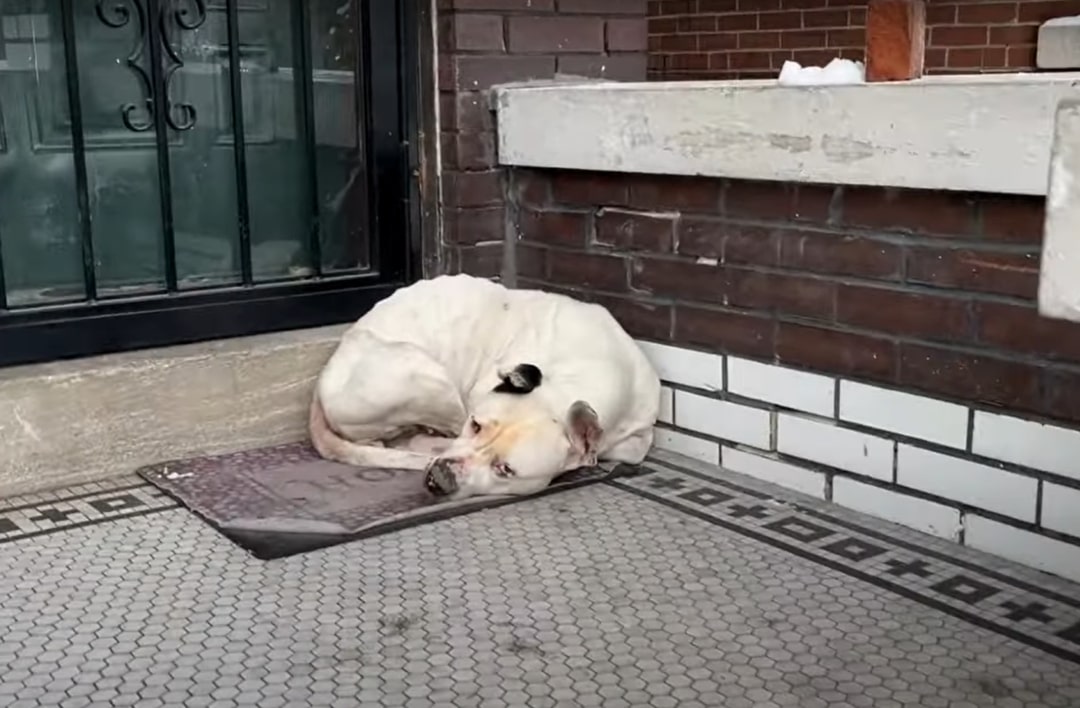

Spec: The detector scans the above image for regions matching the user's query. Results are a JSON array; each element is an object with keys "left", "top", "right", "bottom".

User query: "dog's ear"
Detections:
[
  {"left": 566, "top": 400, "right": 602, "bottom": 465},
  {"left": 493, "top": 363, "right": 542, "bottom": 394}
]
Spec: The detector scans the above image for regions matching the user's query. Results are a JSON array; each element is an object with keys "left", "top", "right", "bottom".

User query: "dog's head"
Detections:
[{"left": 423, "top": 364, "right": 601, "bottom": 500}]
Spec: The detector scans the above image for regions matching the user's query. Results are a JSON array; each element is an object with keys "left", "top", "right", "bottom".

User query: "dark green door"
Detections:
[{"left": 0, "top": 0, "right": 413, "bottom": 365}]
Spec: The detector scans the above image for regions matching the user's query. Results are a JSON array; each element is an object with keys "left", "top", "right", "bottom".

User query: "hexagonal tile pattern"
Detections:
[{"left": 1, "top": 455, "right": 1079, "bottom": 707}]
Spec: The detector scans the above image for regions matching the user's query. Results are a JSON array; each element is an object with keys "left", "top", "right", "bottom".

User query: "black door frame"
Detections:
[{"left": 0, "top": 0, "right": 430, "bottom": 368}]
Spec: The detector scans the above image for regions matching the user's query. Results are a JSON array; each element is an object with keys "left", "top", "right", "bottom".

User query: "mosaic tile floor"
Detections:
[{"left": 1, "top": 451, "right": 1079, "bottom": 708}]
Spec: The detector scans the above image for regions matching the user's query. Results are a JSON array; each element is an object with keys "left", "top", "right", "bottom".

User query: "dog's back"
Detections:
[{"left": 341, "top": 274, "right": 657, "bottom": 416}]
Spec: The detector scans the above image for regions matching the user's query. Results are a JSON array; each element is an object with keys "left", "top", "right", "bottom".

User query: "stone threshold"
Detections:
[{"left": 0, "top": 325, "right": 346, "bottom": 497}]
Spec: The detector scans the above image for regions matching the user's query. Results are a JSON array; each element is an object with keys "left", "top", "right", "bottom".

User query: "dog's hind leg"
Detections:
[
  {"left": 601, "top": 428, "right": 655, "bottom": 465},
  {"left": 312, "top": 332, "right": 467, "bottom": 469}
]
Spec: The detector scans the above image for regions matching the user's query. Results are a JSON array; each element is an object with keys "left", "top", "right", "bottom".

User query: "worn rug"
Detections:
[{"left": 138, "top": 442, "right": 612, "bottom": 559}]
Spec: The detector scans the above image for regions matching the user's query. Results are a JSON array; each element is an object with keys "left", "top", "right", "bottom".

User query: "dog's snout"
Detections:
[{"left": 425, "top": 460, "right": 459, "bottom": 497}]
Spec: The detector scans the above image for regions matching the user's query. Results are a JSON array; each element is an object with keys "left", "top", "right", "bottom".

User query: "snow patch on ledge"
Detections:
[{"left": 778, "top": 58, "right": 865, "bottom": 86}]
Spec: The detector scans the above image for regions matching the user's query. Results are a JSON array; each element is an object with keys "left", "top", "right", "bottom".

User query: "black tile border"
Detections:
[
  {"left": 647, "top": 455, "right": 1080, "bottom": 610},
  {"left": 0, "top": 481, "right": 151, "bottom": 514},
  {"left": 0, "top": 484, "right": 178, "bottom": 545},
  {"left": 608, "top": 458, "right": 1080, "bottom": 667}
]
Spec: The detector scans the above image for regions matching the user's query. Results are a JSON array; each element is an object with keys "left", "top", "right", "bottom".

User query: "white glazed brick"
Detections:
[
  {"left": 839, "top": 381, "right": 968, "bottom": 449},
  {"left": 973, "top": 411, "right": 1080, "bottom": 482},
  {"left": 653, "top": 429, "right": 721, "bottom": 465},
  {"left": 1041, "top": 483, "right": 1080, "bottom": 538},
  {"left": 674, "top": 391, "right": 772, "bottom": 449},
  {"left": 966, "top": 515, "right": 1080, "bottom": 584},
  {"left": 777, "top": 413, "right": 895, "bottom": 482},
  {"left": 722, "top": 447, "right": 827, "bottom": 499},
  {"left": 897, "top": 445, "right": 1038, "bottom": 522},
  {"left": 658, "top": 387, "right": 674, "bottom": 424},
  {"left": 727, "top": 357, "right": 836, "bottom": 416},
  {"left": 636, "top": 341, "right": 723, "bottom": 391},
  {"left": 832, "top": 477, "right": 961, "bottom": 541}
]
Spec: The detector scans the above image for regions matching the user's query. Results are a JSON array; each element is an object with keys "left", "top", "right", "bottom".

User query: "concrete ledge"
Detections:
[
  {"left": 495, "top": 73, "right": 1080, "bottom": 196},
  {"left": 0, "top": 325, "right": 346, "bottom": 496}
]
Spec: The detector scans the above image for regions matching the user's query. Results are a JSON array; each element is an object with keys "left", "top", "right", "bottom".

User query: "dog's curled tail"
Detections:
[{"left": 309, "top": 393, "right": 347, "bottom": 463}]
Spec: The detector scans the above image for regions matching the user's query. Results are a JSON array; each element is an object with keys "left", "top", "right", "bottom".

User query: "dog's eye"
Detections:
[
  {"left": 494, "top": 461, "right": 516, "bottom": 478},
  {"left": 470, "top": 418, "right": 482, "bottom": 435}
]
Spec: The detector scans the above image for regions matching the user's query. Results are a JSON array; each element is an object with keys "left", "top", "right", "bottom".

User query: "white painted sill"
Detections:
[
  {"left": 494, "top": 72, "right": 1080, "bottom": 197},
  {"left": 1039, "top": 99, "right": 1080, "bottom": 323}
]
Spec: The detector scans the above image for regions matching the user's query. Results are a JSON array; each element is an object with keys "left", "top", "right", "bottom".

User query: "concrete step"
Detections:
[{"left": 0, "top": 325, "right": 346, "bottom": 497}]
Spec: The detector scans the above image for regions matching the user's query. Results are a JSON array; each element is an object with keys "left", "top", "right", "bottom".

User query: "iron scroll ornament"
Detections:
[{"left": 95, "top": 0, "right": 208, "bottom": 133}]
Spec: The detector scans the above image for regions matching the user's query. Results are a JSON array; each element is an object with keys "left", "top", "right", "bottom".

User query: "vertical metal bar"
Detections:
[
  {"left": 60, "top": 0, "right": 97, "bottom": 301},
  {"left": 0, "top": 222, "right": 7, "bottom": 310},
  {"left": 400, "top": 0, "right": 429, "bottom": 281},
  {"left": 225, "top": 0, "right": 252, "bottom": 285},
  {"left": 291, "top": 0, "right": 321, "bottom": 276},
  {"left": 366, "top": 0, "right": 405, "bottom": 281},
  {"left": 145, "top": 0, "right": 178, "bottom": 292}
]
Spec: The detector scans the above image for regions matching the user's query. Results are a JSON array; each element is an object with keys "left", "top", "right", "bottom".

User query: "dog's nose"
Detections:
[{"left": 425, "top": 460, "right": 459, "bottom": 497}]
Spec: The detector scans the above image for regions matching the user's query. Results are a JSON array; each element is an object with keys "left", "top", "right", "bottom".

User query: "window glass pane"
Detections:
[
  {"left": 163, "top": 1, "right": 244, "bottom": 289},
  {"left": 312, "top": 0, "right": 369, "bottom": 274},
  {"left": 73, "top": 0, "right": 167, "bottom": 296},
  {"left": 0, "top": 0, "right": 85, "bottom": 306},
  {"left": 240, "top": 0, "right": 316, "bottom": 281}
]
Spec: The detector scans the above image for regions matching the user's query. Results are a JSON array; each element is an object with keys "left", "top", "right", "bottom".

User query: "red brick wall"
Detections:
[
  {"left": 437, "top": 0, "right": 647, "bottom": 277},
  {"left": 648, "top": 0, "right": 1080, "bottom": 80},
  {"left": 510, "top": 170, "right": 1080, "bottom": 427}
]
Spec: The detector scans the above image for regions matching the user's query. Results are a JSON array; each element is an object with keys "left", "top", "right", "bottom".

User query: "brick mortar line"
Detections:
[
  {"left": 516, "top": 203, "right": 1042, "bottom": 253},
  {"left": 655, "top": 346, "right": 1068, "bottom": 431},
  {"left": 518, "top": 277, "right": 1080, "bottom": 376},
  {"left": 449, "top": 49, "right": 635, "bottom": 56},
  {"left": 446, "top": 12, "right": 631, "bottom": 18},
  {"left": 519, "top": 207, "right": 1042, "bottom": 253},
  {"left": 527, "top": 239, "right": 1038, "bottom": 306}
]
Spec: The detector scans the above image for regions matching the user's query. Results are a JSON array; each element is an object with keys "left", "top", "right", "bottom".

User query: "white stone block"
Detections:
[
  {"left": 897, "top": 445, "right": 1038, "bottom": 522},
  {"left": 832, "top": 477, "right": 961, "bottom": 541},
  {"left": 966, "top": 515, "right": 1080, "bottom": 584},
  {"left": 674, "top": 391, "right": 772, "bottom": 450},
  {"left": 636, "top": 341, "right": 723, "bottom": 391},
  {"left": 727, "top": 357, "right": 835, "bottom": 416},
  {"left": 1042, "top": 482, "right": 1080, "bottom": 538},
  {"left": 722, "top": 447, "right": 827, "bottom": 499},
  {"left": 653, "top": 429, "right": 721, "bottom": 465},
  {"left": 973, "top": 411, "right": 1080, "bottom": 482},
  {"left": 839, "top": 381, "right": 968, "bottom": 449},
  {"left": 777, "top": 413, "right": 895, "bottom": 482}
]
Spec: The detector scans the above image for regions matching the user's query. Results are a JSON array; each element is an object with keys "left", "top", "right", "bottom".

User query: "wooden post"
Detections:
[{"left": 866, "top": 0, "right": 926, "bottom": 82}]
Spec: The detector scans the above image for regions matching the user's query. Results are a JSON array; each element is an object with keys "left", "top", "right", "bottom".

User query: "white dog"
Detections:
[{"left": 309, "top": 274, "right": 660, "bottom": 499}]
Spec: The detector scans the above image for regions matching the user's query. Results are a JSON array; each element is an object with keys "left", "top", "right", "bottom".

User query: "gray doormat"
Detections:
[{"left": 138, "top": 442, "right": 613, "bottom": 559}]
